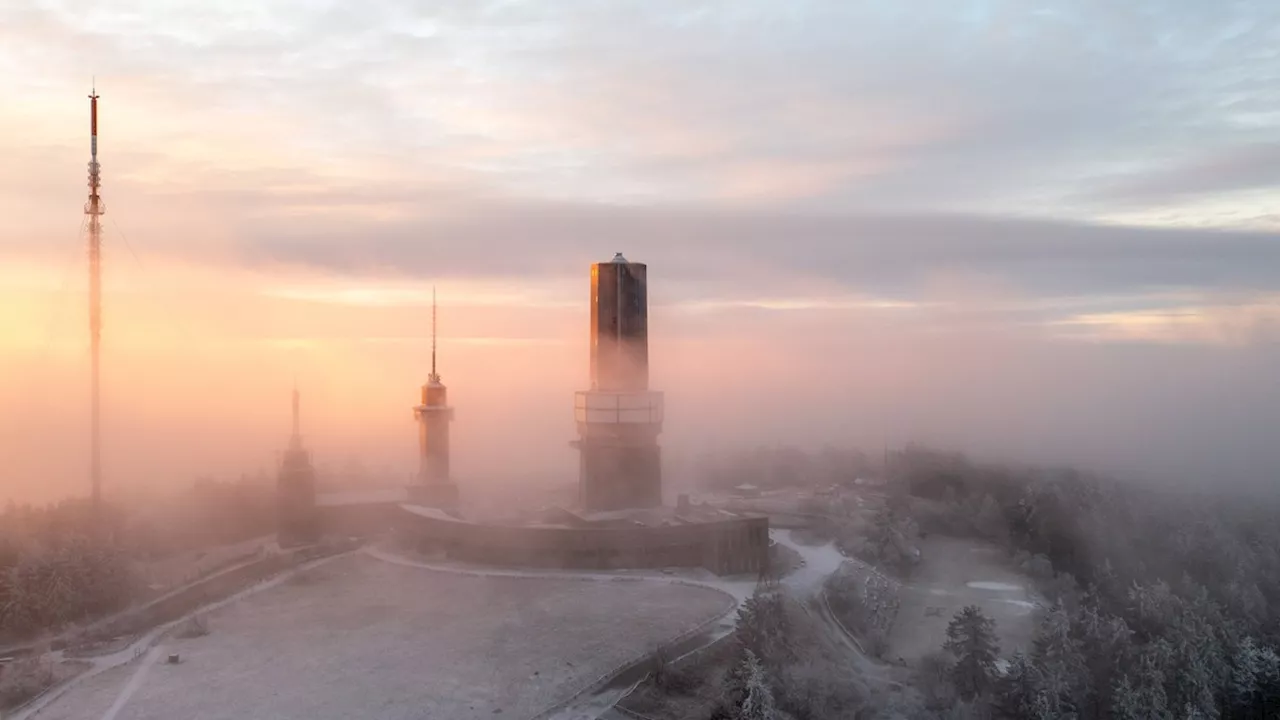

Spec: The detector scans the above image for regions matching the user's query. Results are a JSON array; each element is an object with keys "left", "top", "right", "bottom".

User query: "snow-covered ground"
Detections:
[
  {"left": 888, "top": 536, "right": 1042, "bottom": 664},
  {"left": 15, "top": 552, "right": 352, "bottom": 720},
  {"left": 365, "top": 545, "right": 756, "bottom": 720},
  {"left": 966, "top": 581, "right": 1024, "bottom": 592},
  {"left": 30, "top": 553, "right": 733, "bottom": 720}
]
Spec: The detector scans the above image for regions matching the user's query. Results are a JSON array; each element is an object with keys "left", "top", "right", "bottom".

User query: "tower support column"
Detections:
[
  {"left": 573, "top": 390, "right": 663, "bottom": 510},
  {"left": 412, "top": 381, "right": 458, "bottom": 509}
]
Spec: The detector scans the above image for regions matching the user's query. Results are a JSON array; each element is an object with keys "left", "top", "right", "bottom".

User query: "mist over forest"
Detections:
[
  {"left": 4, "top": 297, "right": 1280, "bottom": 507},
  {"left": 6, "top": 442, "right": 1280, "bottom": 718}
]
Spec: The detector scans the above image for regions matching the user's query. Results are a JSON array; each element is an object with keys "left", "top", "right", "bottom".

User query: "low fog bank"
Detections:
[
  {"left": 2, "top": 305, "right": 1278, "bottom": 505},
  {"left": 661, "top": 310, "right": 1280, "bottom": 494}
]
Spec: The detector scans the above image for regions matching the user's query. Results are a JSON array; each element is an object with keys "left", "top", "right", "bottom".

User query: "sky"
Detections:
[{"left": 2, "top": 0, "right": 1280, "bottom": 503}]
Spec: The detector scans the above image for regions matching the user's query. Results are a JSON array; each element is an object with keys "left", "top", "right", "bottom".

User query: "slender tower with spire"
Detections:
[
  {"left": 85, "top": 84, "right": 105, "bottom": 514},
  {"left": 277, "top": 385, "right": 318, "bottom": 546},
  {"left": 411, "top": 288, "right": 458, "bottom": 509}
]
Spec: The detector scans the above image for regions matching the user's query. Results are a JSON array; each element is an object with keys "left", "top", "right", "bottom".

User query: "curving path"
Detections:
[
  {"left": 359, "top": 545, "right": 750, "bottom": 720},
  {"left": 540, "top": 529, "right": 864, "bottom": 720},
  {"left": 772, "top": 530, "right": 909, "bottom": 688}
]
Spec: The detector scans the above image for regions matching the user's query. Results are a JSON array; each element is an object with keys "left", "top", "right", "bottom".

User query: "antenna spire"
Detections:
[
  {"left": 429, "top": 286, "right": 439, "bottom": 383},
  {"left": 291, "top": 384, "right": 301, "bottom": 444},
  {"left": 85, "top": 84, "right": 105, "bottom": 514}
]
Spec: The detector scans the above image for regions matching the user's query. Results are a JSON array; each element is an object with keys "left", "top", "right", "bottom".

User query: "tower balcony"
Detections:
[
  {"left": 414, "top": 404, "right": 455, "bottom": 420},
  {"left": 574, "top": 390, "right": 663, "bottom": 435}
]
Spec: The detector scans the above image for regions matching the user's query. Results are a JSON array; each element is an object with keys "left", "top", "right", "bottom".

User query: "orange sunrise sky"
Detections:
[{"left": 3, "top": 1, "right": 1280, "bottom": 503}]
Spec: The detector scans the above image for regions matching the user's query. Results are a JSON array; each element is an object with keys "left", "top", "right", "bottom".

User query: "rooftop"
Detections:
[{"left": 316, "top": 487, "right": 409, "bottom": 507}]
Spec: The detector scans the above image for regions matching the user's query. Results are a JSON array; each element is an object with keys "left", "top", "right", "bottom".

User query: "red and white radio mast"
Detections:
[{"left": 85, "top": 83, "right": 105, "bottom": 512}]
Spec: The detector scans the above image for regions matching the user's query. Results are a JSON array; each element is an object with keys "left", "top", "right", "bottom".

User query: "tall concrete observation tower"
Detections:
[
  {"left": 573, "top": 253, "right": 664, "bottom": 511},
  {"left": 277, "top": 387, "right": 318, "bottom": 546},
  {"left": 411, "top": 289, "right": 459, "bottom": 509}
]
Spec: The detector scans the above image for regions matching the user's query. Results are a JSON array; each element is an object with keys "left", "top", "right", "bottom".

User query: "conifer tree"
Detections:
[{"left": 945, "top": 605, "right": 1000, "bottom": 700}]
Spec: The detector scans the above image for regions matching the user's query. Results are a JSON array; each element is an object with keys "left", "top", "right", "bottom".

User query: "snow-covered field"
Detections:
[
  {"left": 33, "top": 554, "right": 733, "bottom": 720},
  {"left": 887, "top": 536, "right": 1041, "bottom": 664}
]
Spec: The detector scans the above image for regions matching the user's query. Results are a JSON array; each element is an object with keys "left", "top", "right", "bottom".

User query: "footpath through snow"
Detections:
[
  {"left": 361, "top": 545, "right": 753, "bottom": 720},
  {"left": 12, "top": 551, "right": 355, "bottom": 720},
  {"left": 771, "top": 529, "right": 847, "bottom": 596},
  {"left": 541, "top": 529, "right": 857, "bottom": 720}
]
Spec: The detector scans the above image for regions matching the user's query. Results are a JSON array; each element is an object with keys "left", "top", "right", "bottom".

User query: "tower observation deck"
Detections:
[{"left": 572, "top": 253, "right": 664, "bottom": 511}]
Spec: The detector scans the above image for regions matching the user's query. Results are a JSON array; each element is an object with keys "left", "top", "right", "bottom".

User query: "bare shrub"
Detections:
[
  {"left": 0, "top": 656, "right": 55, "bottom": 709},
  {"left": 914, "top": 650, "right": 958, "bottom": 711},
  {"left": 778, "top": 660, "right": 866, "bottom": 719},
  {"left": 174, "top": 614, "right": 210, "bottom": 639},
  {"left": 824, "top": 560, "right": 902, "bottom": 658},
  {"left": 286, "top": 566, "right": 328, "bottom": 586},
  {"left": 651, "top": 648, "right": 701, "bottom": 696}
]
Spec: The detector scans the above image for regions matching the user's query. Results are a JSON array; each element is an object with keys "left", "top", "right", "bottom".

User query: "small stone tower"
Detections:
[{"left": 277, "top": 387, "right": 318, "bottom": 546}]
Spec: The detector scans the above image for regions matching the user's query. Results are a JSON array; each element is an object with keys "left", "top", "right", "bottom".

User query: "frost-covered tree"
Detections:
[
  {"left": 1029, "top": 605, "right": 1086, "bottom": 717},
  {"left": 779, "top": 662, "right": 866, "bottom": 719},
  {"left": 970, "top": 493, "right": 1007, "bottom": 542},
  {"left": 0, "top": 565, "right": 33, "bottom": 633},
  {"left": 945, "top": 605, "right": 1000, "bottom": 700},
  {"left": 914, "top": 651, "right": 958, "bottom": 711},
  {"left": 737, "top": 650, "right": 780, "bottom": 720},
  {"left": 1227, "top": 636, "right": 1280, "bottom": 716},
  {"left": 860, "top": 504, "right": 920, "bottom": 575},
  {"left": 1111, "top": 644, "right": 1171, "bottom": 720},
  {"left": 996, "top": 652, "right": 1048, "bottom": 719},
  {"left": 735, "top": 587, "right": 790, "bottom": 667},
  {"left": 1150, "top": 587, "right": 1227, "bottom": 719},
  {"left": 1224, "top": 578, "right": 1268, "bottom": 631},
  {"left": 1073, "top": 599, "right": 1132, "bottom": 716},
  {"left": 0, "top": 534, "right": 135, "bottom": 640},
  {"left": 720, "top": 649, "right": 750, "bottom": 713}
]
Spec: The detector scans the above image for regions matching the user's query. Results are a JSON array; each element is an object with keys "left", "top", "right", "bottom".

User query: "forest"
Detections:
[
  {"left": 896, "top": 445, "right": 1280, "bottom": 718},
  {"left": 694, "top": 445, "right": 1280, "bottom": 720},
  {"left": 0, "top": 500, "right": 134, "bottom": 643},
  {"left": 0, "top": 474, "right": 274, "bottom": 646}
]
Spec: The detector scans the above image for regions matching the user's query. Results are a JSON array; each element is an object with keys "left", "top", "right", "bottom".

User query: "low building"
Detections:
[
  {"left": 395, "top": 504, "right": 768, "bottom": 576},
  {"left": 315, "top": 487, "right": 410, "bottom": 539},
  {"left": 313, "top": 493, "right": 768, "bottom": 577}
]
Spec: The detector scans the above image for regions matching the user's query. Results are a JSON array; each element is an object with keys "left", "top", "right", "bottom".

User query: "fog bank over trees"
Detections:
[
  {"left": 7, "top": 295, "right": 1279, "bottom": 507},
  {"left": 692, "top": 445, "right": 1280, "bottom": 719}
]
